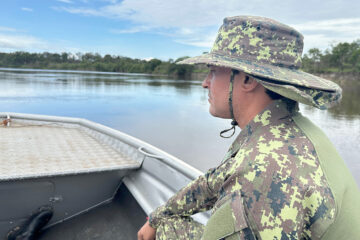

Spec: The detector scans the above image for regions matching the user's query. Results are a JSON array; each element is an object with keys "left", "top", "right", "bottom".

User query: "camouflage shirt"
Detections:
[{"left": 149, "top": 99, "right": 348, "bottom": 239}]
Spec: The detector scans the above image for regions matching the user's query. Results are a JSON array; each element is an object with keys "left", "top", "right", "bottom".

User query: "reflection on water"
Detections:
[
  {"left": 0, "top": 68, "right": 359, "bottom": 186},
  {"left": 328, "top": 82, "right": 360, "bottom": 118}
]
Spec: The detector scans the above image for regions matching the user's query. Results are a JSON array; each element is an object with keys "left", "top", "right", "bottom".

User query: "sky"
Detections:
[{"left": 0, "top": 0, "right": 359, "bottom": 60}]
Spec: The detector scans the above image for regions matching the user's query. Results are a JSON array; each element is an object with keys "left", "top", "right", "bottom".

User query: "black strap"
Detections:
[{"left": 220, "top": 120, "right": 238, "bottom": 138}]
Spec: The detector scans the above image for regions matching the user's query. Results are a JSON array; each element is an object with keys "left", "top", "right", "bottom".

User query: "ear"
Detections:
[{"left": 237, "top": 74, "right": 259, "bottom": 92}]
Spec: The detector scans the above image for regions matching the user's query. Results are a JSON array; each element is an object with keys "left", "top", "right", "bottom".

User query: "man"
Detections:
[{"left": 138, "top": 16, "right": 360, "bottom": 240}]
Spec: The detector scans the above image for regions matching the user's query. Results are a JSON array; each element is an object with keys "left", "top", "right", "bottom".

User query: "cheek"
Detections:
[
  {"left": 208, "top": 72, "right": 215, "bottom": 89},
  {"left": 211, "top": 83, "right": 229, "bottom": 109},
  {"left": 214, "top": 81, "right": 229, "bottom": 100}
]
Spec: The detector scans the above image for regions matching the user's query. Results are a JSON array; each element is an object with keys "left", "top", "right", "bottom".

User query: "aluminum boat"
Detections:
[{"left": 0, "top": 112, "right": 209, "bottom": 239}]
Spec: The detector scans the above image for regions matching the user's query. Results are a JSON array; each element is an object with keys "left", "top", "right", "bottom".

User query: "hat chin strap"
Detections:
[{"left": 220, "top": 70, "right": 238, "bottom": 138}]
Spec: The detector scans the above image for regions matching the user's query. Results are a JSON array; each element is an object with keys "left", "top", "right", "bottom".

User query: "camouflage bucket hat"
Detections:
[{"left": 178, "top": 16, "right": 342, "bottom": 109}]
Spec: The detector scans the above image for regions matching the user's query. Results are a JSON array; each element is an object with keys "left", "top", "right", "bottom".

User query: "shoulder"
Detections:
[
  {"left": 226, "top": 120, "right": 336, "bottom": 239},
  {"left": 236, "top": 117, "right": 334, "bottom": 202},
  {"left": 234, "top": 119, "right": 318, "bottom": 180}
]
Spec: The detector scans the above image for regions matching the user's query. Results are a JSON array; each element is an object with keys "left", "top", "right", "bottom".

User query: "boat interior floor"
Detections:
[
  {"left": 38, "top": 184, "right": 147, "bottom": 240},
  {"left": 0, "top": 124, "right": 140, "bottom": 181}
]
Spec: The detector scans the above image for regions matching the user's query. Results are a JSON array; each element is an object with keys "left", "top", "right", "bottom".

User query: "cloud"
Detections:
[
  {"left": 57, "top": 0, "right": 237, "bottom": 48},
  {"left": 21, "top": 7, "right": 33, "bottom": 12},
  {"left": 109, "top": 25, "right": 153, "bottom": 34},
  {"left": 172, "top": 28, "right": 218, "bottom": 48},
  {"left": 174, "top": 38, "right": 214, "bottom": 48},
  {"left": 58, "top": 0, "right": 242, "bottom": 28},
  {"left": 0, "top": 33, "right": 82, "bottom": 54},
  {"left": 0, "top": 26, "right": 17, "bottom": 32},
  {"left": 0, "top": 33, "right": 47, "bottom": 50},
  {"left": 291, "top": 18, "right": 360, "bottom": 52},
  {"left": 55, "top": 0, "right": 360, "bottom": 50},
  {"left": 57, "top": 0, "right": 74, "bottom": 3},
  {"left": 53, "top": 6, "right": 102, "bottom": 16},
  {"left": 143, "top": 57, "right": 154, "bottom": 61},
  {"left": 292, "top": 18, "right": 360, "bottom": 35},
  {"left": 101, "top": 0, "right": 118, "bottom": 3}
]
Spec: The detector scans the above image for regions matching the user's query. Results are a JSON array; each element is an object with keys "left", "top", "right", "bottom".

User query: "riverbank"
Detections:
[
  {"left": 0, "top": 67, "right": 168, "bottom": 78},
  {"left": 1, "top": 66, "right": 359, "bottom": 83}
]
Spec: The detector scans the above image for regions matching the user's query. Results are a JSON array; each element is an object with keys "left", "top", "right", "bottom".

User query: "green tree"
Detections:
[{"left": 301, "top": 39, "right": 360, "bottom": 73}]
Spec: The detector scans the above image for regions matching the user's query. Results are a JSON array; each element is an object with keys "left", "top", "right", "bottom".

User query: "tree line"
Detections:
[
  {"left": 0, "top": 52, "right": 196, "bottom": 78},
  {"left": 0, "top": 39, "right": 359, "bottom": 77},
  {"left": 302, "top": 39, "right": 360, "bottom": 73}
]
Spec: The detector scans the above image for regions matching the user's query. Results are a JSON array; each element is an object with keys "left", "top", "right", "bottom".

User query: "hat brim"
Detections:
[
  {"left": 178, "top": 53, "right": 340, "bottom": 92},
  {"left": 255, "top": 78, "right": 342, "bottom": 110}
]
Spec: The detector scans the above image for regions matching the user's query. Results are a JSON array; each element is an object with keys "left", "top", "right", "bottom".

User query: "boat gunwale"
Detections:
[{"left": 0, "top": 112, "right": 203, "bottom": 181}]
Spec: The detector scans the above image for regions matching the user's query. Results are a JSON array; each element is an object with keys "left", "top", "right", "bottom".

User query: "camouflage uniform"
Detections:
[
  {"left": 149, "top": 16, "right": 360, "bottom": 239},
  {"left": 149, "top": 99, "right": 360, "bottom": 239}
]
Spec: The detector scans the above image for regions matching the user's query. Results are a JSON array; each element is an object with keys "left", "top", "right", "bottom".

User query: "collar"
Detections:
[{"left": 228, "top": 99, "right": 299, "bottom": 157}]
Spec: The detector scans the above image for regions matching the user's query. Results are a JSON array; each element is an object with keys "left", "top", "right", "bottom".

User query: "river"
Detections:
[{"left": 0, "top": 68, "right": 359, "bottom": 186}]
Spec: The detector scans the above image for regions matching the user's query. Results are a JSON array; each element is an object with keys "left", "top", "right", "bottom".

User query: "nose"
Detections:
[{"left": 202, "top": 73, "right": 210, "bottom": 89}]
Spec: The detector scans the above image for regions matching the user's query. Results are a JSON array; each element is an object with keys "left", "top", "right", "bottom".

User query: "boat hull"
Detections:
[{"left": 0, "top": 112, "right": 209, "bottom": 239}]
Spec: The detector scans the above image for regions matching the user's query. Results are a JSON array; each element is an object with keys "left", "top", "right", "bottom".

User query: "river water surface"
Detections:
[{"left": 0, "top": 68, "right": 359, "bottom": 186}]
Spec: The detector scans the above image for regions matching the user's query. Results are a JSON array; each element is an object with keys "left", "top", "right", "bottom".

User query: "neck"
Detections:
[{"left": 234, "top": 96, "right": 273, "bottom": 129}]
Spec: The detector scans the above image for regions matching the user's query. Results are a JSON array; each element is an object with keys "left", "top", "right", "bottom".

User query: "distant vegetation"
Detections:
[
  {"left": 0, "top": 52, "right": 196, "bottom": 78},
  {"left": 0, "top": 39, "right": 359, "bottom": 77},
  {"left": 302, "top": 39, "right": 360, "bottom": 73}
]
